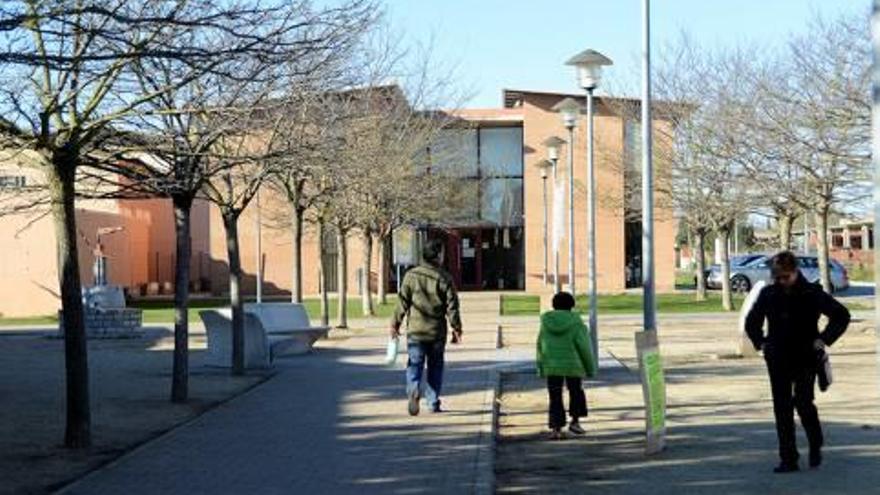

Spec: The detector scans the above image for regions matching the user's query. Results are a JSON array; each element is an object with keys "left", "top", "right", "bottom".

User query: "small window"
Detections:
[
  {"left": 851, "top": 236, "right": 863, "bottom": 250},
  {"left": 0, "top": 175, "right": 26, "bottom": 189}
]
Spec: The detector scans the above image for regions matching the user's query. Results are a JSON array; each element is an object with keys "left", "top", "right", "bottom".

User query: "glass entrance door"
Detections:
[{"left": 458, "top": 230, "right": 481, "bottom": 289}]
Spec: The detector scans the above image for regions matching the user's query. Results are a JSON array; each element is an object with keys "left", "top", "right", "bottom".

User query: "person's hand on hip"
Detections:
[{"left": 451, "top": 328, "right": 463, "bottom": 344}]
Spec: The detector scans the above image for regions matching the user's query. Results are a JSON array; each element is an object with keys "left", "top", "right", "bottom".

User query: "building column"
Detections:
[
  {"left": 843, "top": 227, "right": 851, "bottom": 249},
  {"left": 862, "top": 225, "right": 870, "bottom": 251}
]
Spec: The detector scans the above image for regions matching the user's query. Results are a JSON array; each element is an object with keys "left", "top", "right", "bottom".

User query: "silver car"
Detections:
[{"left": 706, "top": 254, "right": 849, "bottom": 293}]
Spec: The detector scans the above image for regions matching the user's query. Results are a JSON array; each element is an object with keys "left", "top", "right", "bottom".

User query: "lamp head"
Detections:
[
  {"left": 542, "top": 135, "right": 566, "bottom": 161},
  {"left": 534, "top": 159, "right": 554, "bottom": 179},
  {"left": 565, "top": 49, "right": 613, "bottom": 90},
  {"left": 552, "top": 97, "right": 582, "bottom": 129}
]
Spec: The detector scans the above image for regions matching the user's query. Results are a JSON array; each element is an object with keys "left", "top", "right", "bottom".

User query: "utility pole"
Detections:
[{"left": 641, "top": 0, "right": 656, "bottom": 332}]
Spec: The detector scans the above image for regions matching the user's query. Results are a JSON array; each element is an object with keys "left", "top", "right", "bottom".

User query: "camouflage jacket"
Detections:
[{"left": 391, "top": 262, "right": 462, "bottom": 342}]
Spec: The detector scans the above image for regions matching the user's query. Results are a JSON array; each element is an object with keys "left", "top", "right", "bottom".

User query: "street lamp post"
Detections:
[
  {"left": 535, "top": 159, "right": 554, "bottom": 286},
  {"left": 553, "top": 97, "right": 581, "bottom": 296},
  {"left": 543, "top": 136, "right": 566, "bottom": 294},
  {"left": 566, "top": 48, "right": 613, "bottom": 359},
  {"left": 641, "top": 0, "right": 657, "bottom": 332}
]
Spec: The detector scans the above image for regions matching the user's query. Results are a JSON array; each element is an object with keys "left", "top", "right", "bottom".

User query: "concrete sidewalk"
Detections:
[
  {"left": 495, "top": 313, "right": 880, "bottom": 495},
  {"left": 58, "top": 294, "right": 503, "bottom": 495}
]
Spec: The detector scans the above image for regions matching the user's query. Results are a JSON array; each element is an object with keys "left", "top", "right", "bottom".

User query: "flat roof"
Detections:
[{"left": 445, "top": 108, "right": 524, "bottom": 124}]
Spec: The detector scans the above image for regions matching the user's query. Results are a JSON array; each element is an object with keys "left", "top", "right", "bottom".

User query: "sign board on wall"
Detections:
[{"left": 635, "top": 330, "right": 667, "bottom": 455}]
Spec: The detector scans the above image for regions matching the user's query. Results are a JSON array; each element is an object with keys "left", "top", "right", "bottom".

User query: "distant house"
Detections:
[{"left": 793, "top": 218, "right": 874, "bottom": 266}]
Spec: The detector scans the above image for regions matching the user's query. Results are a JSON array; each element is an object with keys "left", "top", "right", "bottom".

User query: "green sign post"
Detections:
[{"left": 635, "top": 330, "right": 666, "bottom": 454}]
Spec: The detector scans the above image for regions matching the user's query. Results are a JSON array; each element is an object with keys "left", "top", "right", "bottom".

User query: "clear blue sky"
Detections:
[{"left": 384, "top": 0, "right": 868, "bottom": 108}]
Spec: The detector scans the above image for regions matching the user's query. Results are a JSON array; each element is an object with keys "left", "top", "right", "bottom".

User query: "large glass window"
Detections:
[
  {"left": 430, "top": 129, "right": 478, "bottom": 178},
  {"left": 444, "top": 179, "right": 480, "bottom": 223},
  {"left": 480, "top": 178, "right": 523, "bottom": 226},
  {"left": 479, "top": 127, "right": 523, "bottom": 177}
]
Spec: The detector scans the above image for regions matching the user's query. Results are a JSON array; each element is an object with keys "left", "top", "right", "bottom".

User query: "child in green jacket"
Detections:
[{"left": 537, "top": 292, "right": 597, "bottom": 439}]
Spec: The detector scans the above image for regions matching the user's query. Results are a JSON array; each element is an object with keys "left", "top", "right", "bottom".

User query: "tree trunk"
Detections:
[
  {"left": 361, "top": 230, "right": 375, "bottom": 316},
  {"left": 290, "top": 205, "right": 304, "bottom": 303},
  {"left": 171, "top": 194, "right": 193, "bottom": 402},
  {"left": 777, "top": 212, "right": 794, "bottom": 250},
  {"left": 815, "top": 207, "right": 832, "bottom": 293},
  {"left": 318, "top": 220, "right": 329, "bottom": 326},
  {"left": 694, "top": 229, "right": 707, "bottom": 302},
  {"left": 49, "top": 161, "right": 91, "bottom": 449},
  {"left": 336, "top": 228, "right": 348, "bottom": 329},
  {"left": 223, "top": 212, "right": 245, "bottom": 375},
  {"left": 377, "top": 231, "right": 389, "bottom": 305},
  {"left": 719, "top": 227, "right": 733, "bottom": 311}
]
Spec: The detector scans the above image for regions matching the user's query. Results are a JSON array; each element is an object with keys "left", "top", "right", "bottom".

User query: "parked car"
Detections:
[
  {"left": 698, "top": 254, "right": 765, "bottom": 288},
  {"left": 707, "top": 254, "right": 849, "bottom": 293}
]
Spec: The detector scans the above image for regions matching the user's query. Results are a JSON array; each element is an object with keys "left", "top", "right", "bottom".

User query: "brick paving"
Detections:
[{"left": 58, "top": 294, "right": 503, "bottom": 495}]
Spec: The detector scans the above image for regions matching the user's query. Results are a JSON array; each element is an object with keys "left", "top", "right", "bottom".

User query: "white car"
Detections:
[{"left": 706, "top": 254, "right": 849, "bottom": 293}]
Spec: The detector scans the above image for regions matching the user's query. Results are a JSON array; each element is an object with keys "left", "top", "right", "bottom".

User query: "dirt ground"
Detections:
[
  {"left": 495, "top": 313, "right": 880, "bottom": 495},
  {"left": 0, "top": 327, "right": 268, "bottom": 495}
]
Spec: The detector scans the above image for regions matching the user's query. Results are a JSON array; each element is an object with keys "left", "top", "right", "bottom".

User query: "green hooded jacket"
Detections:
[{"left": 536, "top": 310, "right": 597, "bottom": 378}]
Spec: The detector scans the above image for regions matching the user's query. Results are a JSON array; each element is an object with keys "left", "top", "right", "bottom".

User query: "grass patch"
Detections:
[
  {"left": 0, "top": 297, "right": 398, "bottom": 327},
  {"left": 675, "top": 269, "right": 697, "bottom": 290},
  {"left": 501, "top": 292, "right": 747, "bottom": 316},
  {"left": 845, "top": 265, "right": 873, "bottom": 283},
  {"left": 131, "top": 297, "right": 397, "bottom": 324},
  {"left": 0, "top": 315, "right": 58, "bottom": 327}
]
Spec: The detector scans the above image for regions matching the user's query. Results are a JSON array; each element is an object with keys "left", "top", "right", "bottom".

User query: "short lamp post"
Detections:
[
  {"left": 566, "top": 48, "right": 613, "bottom": 361},
  {"left": 543, "top": 135, "right": 566, "bottom": 294},
  {"left": 552, "top": 97, "right": 581, "bottom": 296}
]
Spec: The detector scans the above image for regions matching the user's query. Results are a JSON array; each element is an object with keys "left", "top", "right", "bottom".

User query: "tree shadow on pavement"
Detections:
[{"left": 496, "top": 366, "right": 880, "bottom": 495}]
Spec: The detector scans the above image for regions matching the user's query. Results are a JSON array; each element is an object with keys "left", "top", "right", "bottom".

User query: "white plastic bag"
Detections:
[{"left": 385, "top": 337, "right": 400, "bottom": 366}]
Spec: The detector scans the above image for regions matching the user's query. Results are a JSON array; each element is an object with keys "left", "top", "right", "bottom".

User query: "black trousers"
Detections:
[
  {"left": 547, "top": 376, "right": 588, "bottom": 429},
  {"left": 766, "top": 354, "right": 824, "bottom": 463}
]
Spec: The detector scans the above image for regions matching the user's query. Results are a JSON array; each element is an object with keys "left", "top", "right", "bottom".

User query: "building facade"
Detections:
[
  {"left": 0, "top": 88, "right": 677, "bottom": 317},
  {"left": 207, "top": 89, "right": 677, "bottom": 297}
]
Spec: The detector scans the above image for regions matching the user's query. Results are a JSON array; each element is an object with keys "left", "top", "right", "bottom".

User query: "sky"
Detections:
[{"left": 383, "top": 0, "right": 868, "bottom": 108}]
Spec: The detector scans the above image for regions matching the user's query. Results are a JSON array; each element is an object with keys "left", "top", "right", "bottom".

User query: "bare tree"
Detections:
[
  {"left": 756, "top": 13, "right": 870, "bottom": 291},
  {"left": 0, "top": 0, "right": 292, "bottom": 447},
  {"left": 652, "top": 36, "right": 758, "bottom": 309}
]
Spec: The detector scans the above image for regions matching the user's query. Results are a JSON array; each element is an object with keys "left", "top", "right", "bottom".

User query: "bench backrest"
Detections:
[
  {"left": 244, "top": 303, "right": 312, "bottom": 332},
  {"left": 199, "top": 308, "right": 270, "bottom": 368}
]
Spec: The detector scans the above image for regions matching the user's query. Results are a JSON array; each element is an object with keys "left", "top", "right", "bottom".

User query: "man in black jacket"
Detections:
[{"left": 746, "top": 251, "right": 850, "bottom": 473}]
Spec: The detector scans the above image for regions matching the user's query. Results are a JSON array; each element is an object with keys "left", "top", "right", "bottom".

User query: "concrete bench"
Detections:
[
  {"left": 200, "top": 309, "right": 272, "bottom": 369},
  {"left": 245, "top": 303, "right": 331, "bottom": 356},
  {"left": 200, "top": 304, "right": 331, "bottom": 369}
]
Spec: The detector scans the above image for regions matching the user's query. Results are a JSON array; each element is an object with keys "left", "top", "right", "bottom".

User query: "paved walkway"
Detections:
[
  {"left": 58, "top": 294, "right": 504, "bottom": 495},
  {"left": 495, "top": 312, "right": 880, "bottom": 495}
]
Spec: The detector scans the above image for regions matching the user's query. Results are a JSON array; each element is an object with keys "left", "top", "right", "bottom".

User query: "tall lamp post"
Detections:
[
  {"left": 553, "top": 97, "right": 581, "bottom": 295},
  {"left": 543, "top": 136, "right": 566, "bottom": 293},
  {"left": 641, "top": 0, "right": 657, "bottom": 332},
  {"left": 535, "top": 159, "right": 554, "bottom": 286},
  {"left": 566, "top": 48, "right": 613, "bottom": 358}
]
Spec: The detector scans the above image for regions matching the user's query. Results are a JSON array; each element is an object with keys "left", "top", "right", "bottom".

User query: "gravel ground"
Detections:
[
  {"left": 0, "top": 326, "right": 269, "bottom": 495},
  {"left": 496, "top": 314, "right": 880, "bottom": 495}
]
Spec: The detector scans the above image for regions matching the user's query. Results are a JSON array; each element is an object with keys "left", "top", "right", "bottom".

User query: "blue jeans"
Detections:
[{"left": 406, "top": 339, "right": 445, "bottom": 408}]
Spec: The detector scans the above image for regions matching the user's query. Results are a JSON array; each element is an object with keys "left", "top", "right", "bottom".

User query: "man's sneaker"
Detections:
[
  {"left": 430, "top": 403, "right": 443, "bottom": 413},
  {"left": 568, "top": 421, "right": 586, "bottom": 435},
  {"left": 773, "top": 462, "right": 800, "bottom": 474},
  {"left": 407, "top": 389, "right": 420, "bottom": 416},
  {"left": 548, "top": 428, "right": 564, "bottom": 440},
  {"left": 809, "top": 449, "right": 822, "bottom": 469}
]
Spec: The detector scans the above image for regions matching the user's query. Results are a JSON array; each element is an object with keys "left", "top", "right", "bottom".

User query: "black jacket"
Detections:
[{"left": 745, "top": 274, "right": 850, "bottom": 359}]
